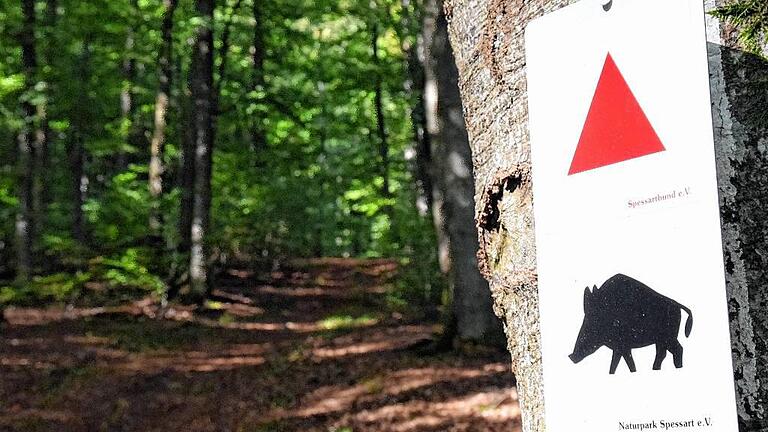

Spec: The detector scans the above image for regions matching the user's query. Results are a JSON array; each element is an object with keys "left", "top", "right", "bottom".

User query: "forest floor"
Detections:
[{"left": 0, "top": 258, "right": 520, "bottom": 432}]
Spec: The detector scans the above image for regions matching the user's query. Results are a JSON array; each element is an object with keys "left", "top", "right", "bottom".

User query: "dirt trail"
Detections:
[{"left": 0, "top": 258, "right": 520, "bottom": 432}]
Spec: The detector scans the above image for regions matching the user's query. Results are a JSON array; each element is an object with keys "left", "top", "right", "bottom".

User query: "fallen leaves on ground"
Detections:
[{"left": 0, "top": 259, "right": 520, "bottom": 432}]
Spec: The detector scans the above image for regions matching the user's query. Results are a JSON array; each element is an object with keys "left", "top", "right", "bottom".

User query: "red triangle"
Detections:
[{"left": 568, "top": 53, "right": 665, "bottom": 175}]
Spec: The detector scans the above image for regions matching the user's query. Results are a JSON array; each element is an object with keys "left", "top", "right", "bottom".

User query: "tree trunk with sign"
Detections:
[{"left": 443, "top": 0, "right": 768, "bottom": 430}]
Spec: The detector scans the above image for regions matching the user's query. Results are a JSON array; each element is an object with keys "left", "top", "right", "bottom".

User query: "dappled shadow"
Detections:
[{"left": 0, "top": 258, "right": 519, "bottom": 432}]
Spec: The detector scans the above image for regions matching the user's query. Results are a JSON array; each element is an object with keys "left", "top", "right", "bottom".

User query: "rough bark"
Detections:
[
  {"left": 707, "top": 2, "right": 768, "bottom": 428},
  {"left": 424, "top": 0, "right": 500, "bottom": 342},
  {"left": 149, "top": 0, "right": 179, "bottom": 233},
  {"left": 444, "top": 0, "right": 767, "bottom": 430},
  {"left": 188, "top": 0, "right": 216, "bottom": 301}
]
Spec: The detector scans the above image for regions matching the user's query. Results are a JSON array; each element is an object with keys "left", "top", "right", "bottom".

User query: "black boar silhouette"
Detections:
[{"left": 569, "top": 273, "right": 693, "bottom": 374}]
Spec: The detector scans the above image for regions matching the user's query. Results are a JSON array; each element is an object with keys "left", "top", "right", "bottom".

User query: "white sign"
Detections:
[{"left": 525, "top": 0, "right": 739, "bottom": 430}]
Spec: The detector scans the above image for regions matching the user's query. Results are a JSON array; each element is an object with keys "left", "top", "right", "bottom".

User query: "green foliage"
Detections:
[
  {"left": 318, "top": 313, "right": 379, "bottom": 330},
  {"left": 83, "top": 167, "right": 152, "bottom": 245},
  {"left": 0, "top": 0, "right": 444, "bottom": 310},
  {"left": 89, "top": 248, "right": 165, "bottom": 295},
  {"left": 0, "top": 272, "right": 87, "bottom": 305},
  {"left": 712, "top": 0, "right": 768, "bottom": 55},
  {"left": 0, "top": 248, "right": 165, "bottom": 305}
]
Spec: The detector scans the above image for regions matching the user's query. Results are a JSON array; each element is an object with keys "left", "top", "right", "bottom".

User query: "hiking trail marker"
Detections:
[
  {"left": 568, "top": 53, "right": 666, "bottom": 175},
  {"left": 525, "top": 0, "right": 740, "bottom": 430}
]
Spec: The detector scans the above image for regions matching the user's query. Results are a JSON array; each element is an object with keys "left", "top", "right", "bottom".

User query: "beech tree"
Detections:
[
  {"left": 148, "top": 0, "right": 179, "bottom": 233},
  {"left": 16, "top": 0, "right": 38, "bottom": 282},
  {"left": 422, "top": 0, "right": 500, "bottom": 343},
  {"left": 443, "top": 0, "right": 767, "bottom": 430},
  {"left": 188, "top": 0, "right": 216, "bottom": 301}
]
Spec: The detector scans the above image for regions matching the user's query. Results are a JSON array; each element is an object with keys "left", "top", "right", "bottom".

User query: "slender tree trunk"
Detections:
[
  {"left": 250, "top": 0, "right": 266, "bottom": 151},
  {"left": 188, "top": 0, "right": 216, "bottom": 301},
  {"left": 118, "top": 0, "right": 139, "bottom": 170},
  {"left": 371, "top": 24, "right": 390, "bottom": 198},
  {"left": 178, "top": 69, "right": 195, "bottom": 266},
  {"left": 68, "top": 40, "right": 91, "bottom": 245},
  {"left": 15, "top": 130, "right": 34, "bottom": 283},
  {"left": 169, "top": 55, "right": 194, "bottom": 298},
  {"left": 149, "top": 0, "right": 179, "bottom": 233},
  {"left": 444, "top": 0, "right": 768, "bottom": 430},
  {"left": 68, "top": 133, "right": 87, "bottom": 244},
  {"left": 421, "top": 0, "right": 450, "bottom": 276},
  {"left": 401, "top": 0, "right": 433, "bottom": 216},
  {"left": 15, "top": 0, "right": 40, "bottom": 282},
  {"left": 410, "top": 46, "right": 433, "bottom": 216},
  {"left": 423, "top": 0, "right": 500, "bottom": 343},
  {"left": 32, "top": 0, "right": 58, "bottom": 247}
]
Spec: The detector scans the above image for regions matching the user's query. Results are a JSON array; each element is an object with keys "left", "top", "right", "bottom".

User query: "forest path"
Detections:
[{"left": 0, "top": 258, "right": 519, "bottom": 432}]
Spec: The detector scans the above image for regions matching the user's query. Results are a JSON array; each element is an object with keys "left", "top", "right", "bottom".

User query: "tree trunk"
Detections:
[
  {"left": 68, "top": 133, "right": 87, "bottom": 244},
  {"left": 149, "top": 0, "right": 179, "bottom": 233},
  {"left": 250, "top": 0, "right": 266, "bottom": 151},
  {"left": 15, "top": 128, "right": 33, "bottom": 283},
  {"left": 410, "top": 46, "right": 433, "bottom": 216},
  {"left": 178, "top": 55, "right": 195, "bottom": 256},
  {"left": 118, "top": 0, "right": 139, "bottom": 170},
  {"left": 444, "top": 0, "right": 768, "bottom": 430},
  {"left": 707, "top": 4, "right": 768, "bottom": 429},
  {"left": 188, "top": 0, "right": 216, "bottom": 301},
  {"left": 371, "top": 24, "right": 390, "bottom": 198},
  {"left": 401, "top": 0, "right": 433, "bottom": 216},
  {"left": 32, "top": 0, "right": 58, "bottom": 244},
  {"left": 423, "top": 0, "right": 500, "bottom": 343},
  {"left": 16, "top": 0, "right": 40, "bottom": 282},
  {"left": 421, "top": 0, "right": 450, "bottom": 277},
  {"left": 68, "top": 39, "right": 91, "bottom": 245}
]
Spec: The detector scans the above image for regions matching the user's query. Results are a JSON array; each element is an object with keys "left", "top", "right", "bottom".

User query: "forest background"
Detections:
[
  {"left": 0, "top": 0, "right": 500, "bottom": 332},
  {"left": 0, "top": 1, "right": 512, "bottom": 428}
]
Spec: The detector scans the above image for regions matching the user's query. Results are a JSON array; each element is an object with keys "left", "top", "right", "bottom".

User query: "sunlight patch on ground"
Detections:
[
  {"left": 332, "top": 388, "right": 520, "bottom": 432},
  {"left": 117, "top": 352, "right": 267, "bottom": 373},
  {"left": 309, "top": 325, "right": 433, "bottom": 360},
  {"left": 0, "top": 356, "right": 55, "bottom": 369},
  {"left": 311, "top": 340, "right": 402, "bottom": 359},
  {"left": 317, "top": 314, "right": 379, "bottom": 330},
  {"left": 280, "top": 363, "right": 512, "bottom": 421}
]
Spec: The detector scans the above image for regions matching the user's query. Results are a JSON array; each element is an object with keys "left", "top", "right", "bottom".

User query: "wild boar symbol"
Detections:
[{"left": 569, "top": 273, "right": 693, "bottom": 374}]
